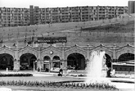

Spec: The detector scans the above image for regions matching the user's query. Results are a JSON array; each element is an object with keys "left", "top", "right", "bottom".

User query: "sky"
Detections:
[{"left": 0, "top": 0, "right": 130, "bottom": 8}]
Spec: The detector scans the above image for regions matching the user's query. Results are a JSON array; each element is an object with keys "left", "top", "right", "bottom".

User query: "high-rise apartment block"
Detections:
[
  {"left": 128, "top": 0, "right": 135, "bottom": 14},
  {"left": 0, "top": 7, "right": 30, "bottom": 27},
  {"left": 0, "top": 5, "right": 128, "bottom": 27}
]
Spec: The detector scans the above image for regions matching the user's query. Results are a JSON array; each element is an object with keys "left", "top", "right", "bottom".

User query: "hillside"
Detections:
[
  {"left": 0, "top": 14, "right": 134, "bottom": 47},
  {"left": 81, "top": 21, "right": 134, "bottom": 33}
]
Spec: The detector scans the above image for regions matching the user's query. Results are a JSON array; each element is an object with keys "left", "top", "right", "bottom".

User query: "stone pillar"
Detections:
[
  {"left": 86, "top": 44, "right": 90, "bottom": 67},
  {"left": 37, "top": 59, "right": 42, "bottom": 71},
  {"left": 33, "top": 62, "right": 35, "bottom": 71},
  {"left": 63, "top": 60, "right": 67, "bottom": 69},
  {"left": 112, "top": 45, "right": 117, "bottom": 60},
  {"left": 13, "top": 59, "right": 20, "bottom": 71},
  {"left": 62, "top": 60, "right": 68, "bottom": 76},
  {"left": 40, "top": 60, "right": 43, "bottom": 71},
  {"left": 13, "top": 48, "right": 20, "bottom": 71},
  {"left": 37, "top": 47, "right": 42, "bottom": 61},
  {"left": 37, "top": 46, "right": 42, "bottom": 71},
  {"left": 50, "top": 60, "right": 53, "bottom": 71},
  {"left": 61, "top": 43, "right": 67, "bottom": 69},
  {"left": 85, "top": 59, "right": 89, "bottom": 68},
  {"left": 102, "top": 56, "right": 108, "bottom": 77},
  {"left": 61, "top": 43, "right": 65, "bottom": 60},
  {"left": 86, "top": 44, "right": 90, "bottom": 60},
  {"left": 49, "top": 61, "right": 51, "bottom": 71},
  {"left": 111, "top": 45, "right": 117, "bottom": 70},
  {"left": 60, "top": 59, "right": 66, "bottom": 69}
]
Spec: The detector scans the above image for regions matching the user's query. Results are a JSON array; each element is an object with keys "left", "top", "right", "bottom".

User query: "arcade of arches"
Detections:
[{"left": 0, "top": 44, "right": 134, "bottom": 71}]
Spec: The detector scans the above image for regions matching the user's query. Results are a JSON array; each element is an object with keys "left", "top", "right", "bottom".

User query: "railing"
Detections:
[{"left": 115, "top": 71, "right": 134, "bottom": 74}]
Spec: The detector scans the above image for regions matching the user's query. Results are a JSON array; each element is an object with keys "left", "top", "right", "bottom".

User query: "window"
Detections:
[
  {"left": 124, "top": 68, "right": 127, "bottom": 71},
  {"left": 120, "top": 67, "right": 122, "bottom": 71},
  {"left": 130, "top": 68, "right": 133, "bottom": 71}
]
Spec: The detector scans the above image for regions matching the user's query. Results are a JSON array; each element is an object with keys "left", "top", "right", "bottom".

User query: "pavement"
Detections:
[
  {"left": 0, "top": 71, "right": 134, "bottom": 91},
  {"left": 111, "top": 82, "right": 135, "bottom": 91}
]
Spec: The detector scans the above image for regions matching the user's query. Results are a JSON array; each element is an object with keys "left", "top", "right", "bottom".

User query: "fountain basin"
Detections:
[{"left": 0, "top": 87, "right": 12, "bottom": 91}]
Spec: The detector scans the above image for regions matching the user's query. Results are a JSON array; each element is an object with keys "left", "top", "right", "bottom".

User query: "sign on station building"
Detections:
[{"left": 36, "top": 37, "right": 67, "bottom": 44}]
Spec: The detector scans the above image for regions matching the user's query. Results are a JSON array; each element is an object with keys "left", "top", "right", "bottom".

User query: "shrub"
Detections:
[
  {"left": 0, "top": 73, "right": 33, "bottom": 77},
  {"left": 0, "top": 80, "right": 118, "bottom": 90}
]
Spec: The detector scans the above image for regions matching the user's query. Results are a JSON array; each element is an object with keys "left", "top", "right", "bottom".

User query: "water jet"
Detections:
[{"left": 85, "top": 51, "right": 111, "bottom": 85}]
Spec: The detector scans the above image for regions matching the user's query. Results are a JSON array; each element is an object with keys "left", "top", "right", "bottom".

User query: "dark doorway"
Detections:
[
  {"left": 0, "top": 53, "right": 14, "bottom": 70},
  {"left": 44, "top": 56, "right": 51, "bottom": 61},
  {"left": 105, "top": 54, "right": 112, "bottom": 68},
  {"left": 44, "top": 56, "right": 51, "bottom": 72},
  {"left": 67, "top": 53, "right": 86, "bottom": 70},
  {"left": 118, "top": 53, "right": 134, "bottom": 62},
  {"left": 53, "top": 56, "right": 60, "bottom": 68},
  {"left": 20, "top": 53, "right": 37, "bottom": 70}
]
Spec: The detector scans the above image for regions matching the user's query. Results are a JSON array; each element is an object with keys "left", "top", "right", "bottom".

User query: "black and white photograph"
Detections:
[{"left": 0, "top": 0, "right": 134, "bottom": 91}]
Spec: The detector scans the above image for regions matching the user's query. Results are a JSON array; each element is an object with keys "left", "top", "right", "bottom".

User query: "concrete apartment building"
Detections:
[
  {"left": 0, "top": 7, "right": 30, "bottom": 27},
  {"left": 0, "top": 5, "right": 128, "bottom": 27},
  {"left": 128, "top": 0, "right": 135, "bottom": 14}
]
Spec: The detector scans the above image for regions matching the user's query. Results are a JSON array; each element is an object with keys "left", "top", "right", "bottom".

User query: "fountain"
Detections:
[
  {"left": 85, "top": 50, "right": 111, "bottom": 84},
  {"left": 58, "top": 50, "right": 117, "bottom": 90}
]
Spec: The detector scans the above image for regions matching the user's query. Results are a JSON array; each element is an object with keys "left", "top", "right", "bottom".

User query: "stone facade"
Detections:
[{"left": 0, "top": 44, "right": 134, "bottom": 71}]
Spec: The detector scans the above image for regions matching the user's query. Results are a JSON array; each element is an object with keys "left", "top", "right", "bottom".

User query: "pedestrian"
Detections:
[
  {"left": 107, "top": 68, "right": 111, "bottom": 77},
  {"left": 58, "top": 68, "right": 63, "bottom": 76}
]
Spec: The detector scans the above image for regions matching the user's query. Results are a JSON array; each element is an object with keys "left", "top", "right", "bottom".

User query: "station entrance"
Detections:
[
  {"left": 20, "top": 53, "right": 37, "bottom": 70},
  {"left": 67, "top": 53, "right": 86, "bottom": 70},
  {"left": 43, "top": 56, "right": 51, "bottom": 72},
  {"left": 105, "top": 54, "right": 112, "bottom": 68},
  {"left": 118, "top": 53, "right": 134, "bottom": 62},
  {"left": 0, "top": 53, "right": 14, "bottom": 70}
]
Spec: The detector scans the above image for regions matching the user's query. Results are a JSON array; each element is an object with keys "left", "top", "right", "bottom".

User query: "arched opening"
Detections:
[
  {"left": 44, "top": 56, "right": 51, "bottom": 61},
  {"left": 105, "top": 54, "right": 112, "bottom": 68},
  {"left": 43, "top": 56, "right": 51, "bottom": 72},
  {"left": 53, "top": 56, "right": 60, "bottom": 60},
  {"left": 67, "top": 53, "right": 86, "bottom": 70},
  {"left": 114, "top": 53, "right": 135, "bottom": 72},
  {"left": 0, "top": 53, "right": 14, "bottom": 70},
  {"left": 52, "top": 56, "right": 60, "bottom": 70},
  {"left": 20, "top": 53, "right": 37, "bottom": 70},
  {"left": 118, "top": 53, "right": 134, "bottom": 62}
]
